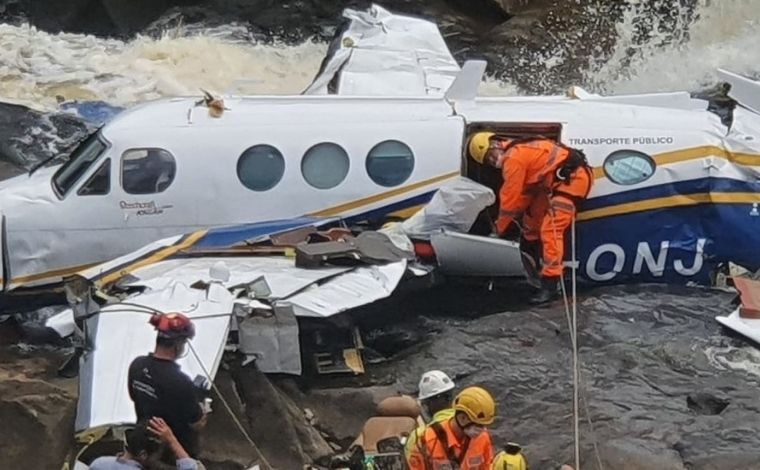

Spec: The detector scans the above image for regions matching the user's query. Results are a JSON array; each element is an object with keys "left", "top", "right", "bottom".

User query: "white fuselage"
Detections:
[{"left": 2, "top": 90, "right": 760, "bottom": 290}]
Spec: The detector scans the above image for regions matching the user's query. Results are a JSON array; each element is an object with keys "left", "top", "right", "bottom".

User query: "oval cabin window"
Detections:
[
  {"left": 237, "top": 145, "right": 286, "bottom": 192},
  {"left": 603, "top": 150, "right": 656, "bottom": 185},
  {"left": 366, "top": 140, "right": 415, "bottom": 187},
  {"left": 301, "top": 143, "right": 350, "bottom": 189}
]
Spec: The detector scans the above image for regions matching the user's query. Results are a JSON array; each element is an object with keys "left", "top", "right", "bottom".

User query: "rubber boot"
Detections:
[{"left": 529, "top": 277, "right": 560, "bottom": 305}]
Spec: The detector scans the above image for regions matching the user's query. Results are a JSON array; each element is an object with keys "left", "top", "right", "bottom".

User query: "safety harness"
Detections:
[
  {"left": 495, "top": 135, "right": 591, "bottom": 179},
  {"left": 423, "top": 421, "right": 471, "bottom": 470},
  {"left": 494, "top": 135, "right": 593, "bottom": 201}
]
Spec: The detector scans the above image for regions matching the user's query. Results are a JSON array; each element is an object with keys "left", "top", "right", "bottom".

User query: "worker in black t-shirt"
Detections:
[{"left": 128, "top": 312, "right": 208, "bottom": 459}]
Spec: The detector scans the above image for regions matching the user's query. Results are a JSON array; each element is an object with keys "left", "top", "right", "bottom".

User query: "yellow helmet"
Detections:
[
  {"left": 492, "top": 449, "right": 527, "bottom": 470},
  {"left": 452, "top": 386, "right": 496, "bottom": 425},
  {"left": 468, "top": 132, "right": 495, "bottom": 164}
]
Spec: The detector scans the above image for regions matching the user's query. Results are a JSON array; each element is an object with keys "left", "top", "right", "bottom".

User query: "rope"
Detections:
[
  {"left": 548, "top": 205, "right": 604, "bottom": 470},
  {"left": 186, "top": 340, "right": 273, "bottom": 470},
  {"left": 570, "top": 217, "right": 581, "bottom": 470}
]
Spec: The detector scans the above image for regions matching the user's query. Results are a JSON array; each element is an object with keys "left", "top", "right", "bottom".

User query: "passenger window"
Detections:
[
  {"left": 121, "top": 149, "right": 176, "bottom": 194},
  {"left": 366, "top": 140, "right": 414, "bottom": 187},
  {"left": 78, "top": 158, "right": 111, "bottom": 196},
  {"left": 603, "top": 150, "right": 656, "bottom": 185},
  {"left": 302, "top": 143, "right": 350, "bottom": 189},
  {"left": 237, "top": 145, "right": 285, "bottom": 192}
]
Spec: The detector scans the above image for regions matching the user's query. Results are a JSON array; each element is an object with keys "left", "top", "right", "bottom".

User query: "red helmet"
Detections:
[{"left": 149, "top": 313, "right": 195, "bottom": 340}]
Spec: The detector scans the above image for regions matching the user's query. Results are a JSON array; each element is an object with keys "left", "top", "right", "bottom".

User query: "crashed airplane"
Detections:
[
  {"left": 1, "top": 6, "right": 759, "bottom": 299},
  {"left": 1, "top": 4, "right": 758, "bottom": 465}
]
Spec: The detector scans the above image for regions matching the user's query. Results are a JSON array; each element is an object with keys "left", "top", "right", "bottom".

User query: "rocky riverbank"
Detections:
[{"left": 3, "top": 282, "right": 760, "bottom": 469}]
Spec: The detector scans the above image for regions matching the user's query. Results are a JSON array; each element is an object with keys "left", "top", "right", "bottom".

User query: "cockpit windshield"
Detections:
[{"left": 52, "top": 131, "right": 108, "bottom": 197}]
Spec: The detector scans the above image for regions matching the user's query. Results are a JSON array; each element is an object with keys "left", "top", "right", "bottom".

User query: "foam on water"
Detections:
[
  {"left": 587, "top": 0, "right": 760, "bottom": 94},
  {"left": 705, "top": 343, "right": 760, "bottom": 378},
  {"left": 1, "top": 0, "right": 758, "bottom": 109},
  {"left": 0, "top": 23, "right": 327, "bottom": 110}
]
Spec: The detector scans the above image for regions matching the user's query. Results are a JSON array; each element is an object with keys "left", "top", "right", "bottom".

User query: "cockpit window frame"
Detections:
[
  {"left": 77, "top": 158, "right": 112, "bottom": 196},
  {"left": 52, "top": 131, "right": 110, "bottom": 199}
]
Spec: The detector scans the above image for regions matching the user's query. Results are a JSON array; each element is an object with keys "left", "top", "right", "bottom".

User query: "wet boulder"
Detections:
[
  {"left": 0, "top": 348, "right": 77, "bottom": 469},
  {"left": 0, "top": 101, "right": 91, "bottom": 179},
  {"left": 230, "top": 362, "right": 336, "bottom": 469}
]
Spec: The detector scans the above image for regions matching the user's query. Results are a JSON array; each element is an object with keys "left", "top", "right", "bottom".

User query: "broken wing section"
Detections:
[
  {"left": 304, "top": 4, "right": 460, "bottom": 96},
  {"left": 76, "top": 282, "right": 234, "bottom": 431}
]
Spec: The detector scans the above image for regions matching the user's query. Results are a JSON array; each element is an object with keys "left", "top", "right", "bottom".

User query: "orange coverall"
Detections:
[
  {"left": 494, "top": 139, "right": 593, "bottom": 278},
  {"left": 407, "top": 418, "right": 494, "bottom": 470}
]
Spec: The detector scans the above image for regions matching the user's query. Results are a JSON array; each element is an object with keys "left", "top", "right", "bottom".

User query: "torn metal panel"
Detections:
[
  {"left": 304, "top": 4, "right": 460, "bottom": 96},
  {"left": 718, "top": 69, "right": 760, "bottom": 115},
  {"left": 717, "top": 308, "right": 760, "bottom": 346},
  {"left": 430, "top": 230, "right": 524, "bottom": 277},
  {"left": 75, "top": 282, "right": 234, "bottom": 432},
  {"left": 46, "top": 308, "right": 75, "bottom": 338},
  {"left": 295, "top": 231, "right": 413, "bottom": 269},
  {"left": 282, "top": 261, "right": 407, "bottom": 318},
  {"left": 120, "top": 258, "right": 350, "bottom": 299},
  {"left": 237, "top": 303, "right": 302, "bottom": 375}
]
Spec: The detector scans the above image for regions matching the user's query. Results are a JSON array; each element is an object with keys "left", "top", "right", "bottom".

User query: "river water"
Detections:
[{"left": 0, "top": 0, "right": 758, "bottom": 111}]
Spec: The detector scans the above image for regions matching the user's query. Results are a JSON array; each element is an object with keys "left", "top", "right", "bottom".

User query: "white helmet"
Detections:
[{"left": 418, "top": 370, "right": 455, "bottom": 401}]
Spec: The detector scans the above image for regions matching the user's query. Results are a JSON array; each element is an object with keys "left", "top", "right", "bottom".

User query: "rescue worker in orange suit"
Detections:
[
  {"left": 407, "top": 386, "right": 496, "bottom": 470},
  {"left": 468, "top": 132, "right": 594, "bottom": 304}
]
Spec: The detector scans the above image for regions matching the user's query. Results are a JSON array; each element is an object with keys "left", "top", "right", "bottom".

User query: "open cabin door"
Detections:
[
  {"left": 464, "top": 121, "right": 564, "bottom": 235},
  {"left": 427, "top": 122, "right": 564, "bottom": 278}
]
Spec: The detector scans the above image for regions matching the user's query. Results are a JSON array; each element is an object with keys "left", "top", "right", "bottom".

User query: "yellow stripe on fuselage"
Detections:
[
  {"left": 10, "top": 261, "right": 101, "bottom": 286},
  {"left": 310, "top": 172, "right": 459, "bottom": 217},
  {"left": 95, "top": 230, "right": 208, "bottom": 287},
  {"left": 578, "top": 192, "right": 760, "bottom": 221},
  {"left": 592, "top": 145, "right": 760, "bottom": 179}
]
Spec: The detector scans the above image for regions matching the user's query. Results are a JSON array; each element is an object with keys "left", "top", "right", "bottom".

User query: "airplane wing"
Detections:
[{"left": 303, "top": 4, "right": 460, "bottom": 96}]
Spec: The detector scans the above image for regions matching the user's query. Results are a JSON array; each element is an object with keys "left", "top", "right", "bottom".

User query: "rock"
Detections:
[
  {"left": 277, "top": 379, "right": 398, "bottom": 446},
  {"left": 362, "top": 283, "right": 760, "bottom": 469},
  {"left": 0, "top": 348, "right": 77, "bottom": 469},
  {"left": 597, "top": 438, "right": 686, "bottom": 470},
  {"left": 687, "top": 392, "right": 729, "bottom": 416},
  {"left": 689, "top": 452, "right": 760, "bottom": 470},
  {"left": 200, "top": 367, "right": 262, "bottom": 469},
  {"left": 0, "top": 102, "right": 92, "bottom": 180},
  {"left": 230, "top": 362, "right": 335, "bottom": 469}
]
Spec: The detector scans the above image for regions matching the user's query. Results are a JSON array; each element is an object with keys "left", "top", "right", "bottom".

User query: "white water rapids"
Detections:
[{"left": 0, "top": 0, "right": 758, "bottom": 110}]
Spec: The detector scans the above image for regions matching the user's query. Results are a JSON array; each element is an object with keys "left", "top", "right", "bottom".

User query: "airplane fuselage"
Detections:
[{"left": 2, "top": 90, "right": 760, "bottom": 291}]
